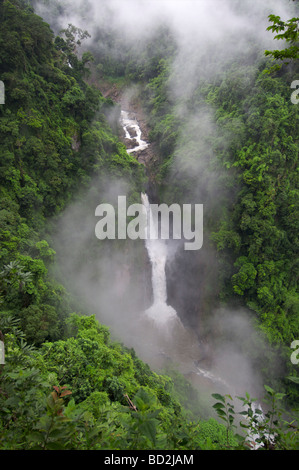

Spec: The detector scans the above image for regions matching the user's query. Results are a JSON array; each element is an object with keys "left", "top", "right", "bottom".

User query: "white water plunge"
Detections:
[{"left": 141, "top": 193, "right": 178, "bottom": 326}]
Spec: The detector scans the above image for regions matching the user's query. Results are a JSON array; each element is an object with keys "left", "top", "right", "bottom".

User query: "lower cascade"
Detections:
[{"left": 141, "top": 193, "right": 178, "bottom": 326}]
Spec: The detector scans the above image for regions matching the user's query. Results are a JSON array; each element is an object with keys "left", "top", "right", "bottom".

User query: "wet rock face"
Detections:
[
  {"left": 124, "top": 137, "right": 138, "bottom": 149},
  {"left": 127, "top": 126, "right": 138, "bottom": 138}
]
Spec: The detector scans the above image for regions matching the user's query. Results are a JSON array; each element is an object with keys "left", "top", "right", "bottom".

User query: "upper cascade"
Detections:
[{"left": 120, "top": 110, "right": 149, "bottom": 154}]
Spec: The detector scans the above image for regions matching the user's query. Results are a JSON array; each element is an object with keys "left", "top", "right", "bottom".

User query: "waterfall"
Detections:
[
  {"left": 141, "top": 193, "right": 178, "bottom": 326},
  {"left": 120, "top": 108, "right": 178, "bottom": 327},
  {"left": 121, "top": 110, "right": 149, "bottom": 153}
]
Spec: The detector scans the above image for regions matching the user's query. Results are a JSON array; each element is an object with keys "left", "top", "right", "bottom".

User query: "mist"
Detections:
[{"left": 41, "top": 0, "right": 295, "bottom": 401}]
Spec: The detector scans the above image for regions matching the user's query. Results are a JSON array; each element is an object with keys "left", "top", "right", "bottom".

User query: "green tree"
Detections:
[{"left": 265, "top": 1, "right": 299, "bottom": 71}]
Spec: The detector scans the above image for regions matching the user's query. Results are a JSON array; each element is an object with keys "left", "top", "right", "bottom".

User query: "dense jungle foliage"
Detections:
[{"left": 0, "top": 0, "right": 298, "bottom": 451}]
